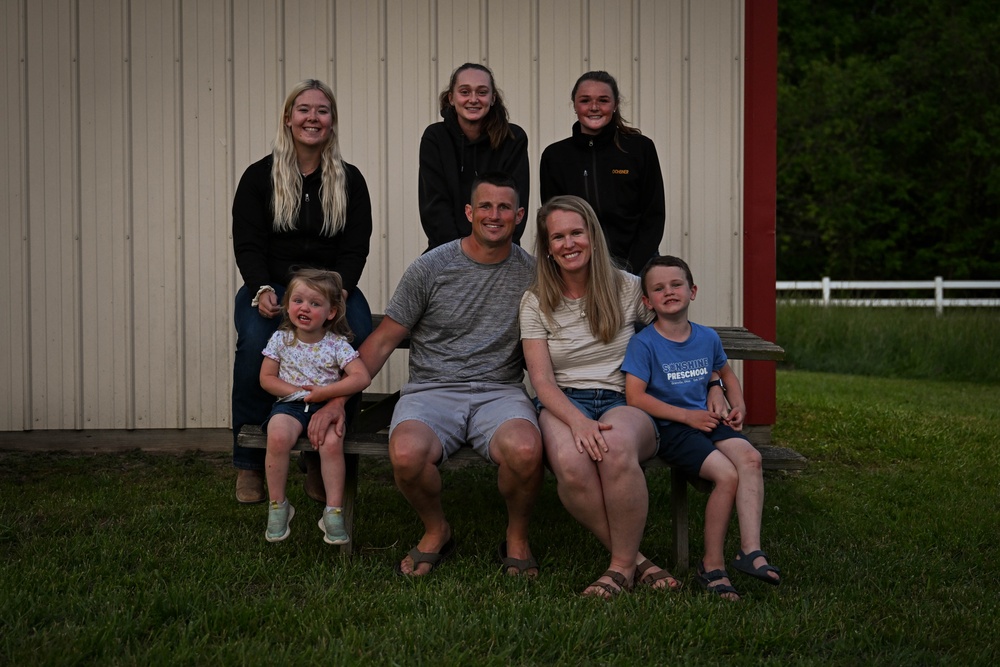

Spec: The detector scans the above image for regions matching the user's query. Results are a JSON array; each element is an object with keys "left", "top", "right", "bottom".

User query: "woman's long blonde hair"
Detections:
[
  {"left": 271, "top": 79, "right": 348, "bottom": 236},
  {"left": 531, "top": 195, "right": 625, "bottom": 344}
]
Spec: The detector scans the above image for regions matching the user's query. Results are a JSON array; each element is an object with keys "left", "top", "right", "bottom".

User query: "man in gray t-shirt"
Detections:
[{"left": 320, "top": 173, "right": 543, "bottom": 577}]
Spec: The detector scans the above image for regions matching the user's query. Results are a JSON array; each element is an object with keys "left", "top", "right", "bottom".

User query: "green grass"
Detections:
[
  {"left": 3, "top": 371, "right": 1000, "bottom": 664},
  {"left": 777, "top": 304, "right": 1000, "bottom": 384}
]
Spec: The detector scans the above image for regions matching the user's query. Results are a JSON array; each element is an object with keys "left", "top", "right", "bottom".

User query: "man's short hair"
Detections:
[{"left": 470, "top": 172, "right": 520, "bottom": 208}]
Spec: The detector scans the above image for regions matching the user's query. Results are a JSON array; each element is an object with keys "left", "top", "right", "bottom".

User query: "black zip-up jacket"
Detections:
[
  {"left": 539, "top": 122, "right": 665, "bottom": 273},
  {"left": 418, "top": 106, "right": 530, "bottom": 250},
  {"left": 232, "top": 154, "right": 372, "bottom": 293}
]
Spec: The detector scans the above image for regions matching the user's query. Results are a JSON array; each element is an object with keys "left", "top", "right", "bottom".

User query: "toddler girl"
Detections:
[{"left": 259, "top": 269, "right": 371, "bottom": 544}]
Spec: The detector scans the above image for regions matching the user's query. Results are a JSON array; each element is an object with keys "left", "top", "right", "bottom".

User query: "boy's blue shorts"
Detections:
[{"left": 656, "top": 422, "right": 749, "bottom": 477}]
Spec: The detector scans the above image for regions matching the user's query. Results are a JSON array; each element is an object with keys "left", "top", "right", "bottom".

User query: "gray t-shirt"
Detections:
[{"left": 385, "top": 239, "right": 536, "bottom": 384}]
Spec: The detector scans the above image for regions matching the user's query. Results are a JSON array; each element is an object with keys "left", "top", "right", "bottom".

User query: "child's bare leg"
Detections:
[
  {"left": 698, "top": 451, "right": 738, "bottom": 570},
  {"left": 714, "top": 437, "right": 777, "bottom": 579},
  {"left": 265, "top": 415, "right": 302, "bottom": 502},
  {"left": 696, "top": 451, "right": 740, "bottom": 600},
  {"left": 317, "top": 425, "right": 346, "bottom": 507}
]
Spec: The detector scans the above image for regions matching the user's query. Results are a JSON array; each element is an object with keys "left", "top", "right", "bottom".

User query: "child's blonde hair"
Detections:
[{"left": 278, "top": 269, "right": 353, "bottom": 344}]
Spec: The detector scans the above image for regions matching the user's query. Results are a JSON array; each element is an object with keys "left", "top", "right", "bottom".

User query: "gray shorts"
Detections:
[{"left": 390, "top": 382, "right": 539, "bottom": 464}]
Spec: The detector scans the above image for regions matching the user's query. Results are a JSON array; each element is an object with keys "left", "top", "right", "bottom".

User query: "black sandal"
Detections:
[
  {"left": 696, "top": 562, "right": 741, "bottom": 600},
  {"left": 497, "top": 540, "right": 540, "bottom": 578},
  {"left": 730, "top": 549, "right": 781, "bottom": 586}
]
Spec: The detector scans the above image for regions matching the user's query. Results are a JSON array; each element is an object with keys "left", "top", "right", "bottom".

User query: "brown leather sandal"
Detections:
[
  {"left": 581, "top": 569, "right": 632, "bottom": 599},
  {"left": 636, "top": 559, "right": 683, "bottom": 591}
]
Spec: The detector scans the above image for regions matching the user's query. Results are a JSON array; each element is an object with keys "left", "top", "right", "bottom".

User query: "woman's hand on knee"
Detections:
[{"left": 569, "top": 417, "right": 613, "bottom": 461}]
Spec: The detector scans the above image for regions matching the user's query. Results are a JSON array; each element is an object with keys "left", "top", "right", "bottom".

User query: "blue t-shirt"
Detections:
[{"left": 622, "top": 321, "right": 728, "bottom": 425}]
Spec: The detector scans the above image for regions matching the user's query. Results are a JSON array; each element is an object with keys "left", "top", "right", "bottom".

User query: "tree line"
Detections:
[{"left": 777, "top": 0, "right": 999, "bottom": 280}]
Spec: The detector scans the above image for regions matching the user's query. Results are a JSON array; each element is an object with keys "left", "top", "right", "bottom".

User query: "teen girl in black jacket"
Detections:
[
  {"left": 418, "top": 63, "right": 529, "bottom": 250},
  {"left": 540, "top": 71, "right": 665, "bottom": 273}
]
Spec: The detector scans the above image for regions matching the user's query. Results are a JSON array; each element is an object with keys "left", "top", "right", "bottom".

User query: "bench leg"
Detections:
[
  {"left": 670, "top": 467, "right": 689, "bottom": 576},
  {"left": 340, "top": 453, "right": 359, "bottom": 556}
]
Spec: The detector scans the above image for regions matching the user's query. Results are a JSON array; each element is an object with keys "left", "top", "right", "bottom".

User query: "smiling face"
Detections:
[
  {"left": 641, "top": 265, "right": 697, "bottom": 319},
  {"left": 573, "top": 80, "right": 617, "bottom": 135},
  {"left": 449, "top": 67, "right": 495, "bottom": 131},
  {"left": 285, "top": 88, "right": 334, "bottom": 151},
  {"left": 465, "top": 182, "right": 523, "bottom": 251},
  {"left": 545, "top": 209, "right": 592, "bottom": 279},
  {"left": 286, "top": 282, "right": 336, "bottom": 341}
]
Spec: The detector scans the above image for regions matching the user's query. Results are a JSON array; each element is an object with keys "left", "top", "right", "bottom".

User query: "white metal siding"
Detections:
[{"left": 0, "top": 0, "right": 744, "bottom": 431}]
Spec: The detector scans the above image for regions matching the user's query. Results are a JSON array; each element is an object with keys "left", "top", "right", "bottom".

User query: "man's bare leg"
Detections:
[{"left": 389, "top": 420, "right": 451, "bottom": 576}]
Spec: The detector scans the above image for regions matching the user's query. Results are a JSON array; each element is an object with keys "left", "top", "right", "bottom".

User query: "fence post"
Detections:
[
  {"left": 822, "top": 277, "right": 831, "bottom": 306},
  {"left": 935, "top": 276, "right": 944, "bottom": 316}
]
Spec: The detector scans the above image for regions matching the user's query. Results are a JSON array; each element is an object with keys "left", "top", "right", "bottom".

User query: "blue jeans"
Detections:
[
  {"left": 534, "top": 388, "right": 659, "bottom": 447},
  {"left": 534, "top": 388, "right": 627, "bottom": 420},
  {"left": 231, "top": 283, "right": 373, "bottom": 470}
]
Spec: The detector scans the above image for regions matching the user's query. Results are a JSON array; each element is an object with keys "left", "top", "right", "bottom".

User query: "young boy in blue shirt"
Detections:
[{"left": 623, "top": 255, "right": 781, "bottom": 600}]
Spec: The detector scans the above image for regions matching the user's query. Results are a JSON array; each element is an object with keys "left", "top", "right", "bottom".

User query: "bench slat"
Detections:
[{"left": 240, "top": 425, "right": 805, "bottom": 471}]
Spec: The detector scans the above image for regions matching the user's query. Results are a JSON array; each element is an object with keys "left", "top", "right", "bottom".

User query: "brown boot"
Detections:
[
  {"left": 235, "top": 469, "right": 266, "bottom": 504},
  {"left": 304, "top": 455, "right": 326, "bottom": 503}
]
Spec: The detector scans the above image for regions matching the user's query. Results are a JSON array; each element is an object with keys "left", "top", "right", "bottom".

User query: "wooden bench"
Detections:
[{"left": 238, "top": 317, "right": 804, "bottom": 572}]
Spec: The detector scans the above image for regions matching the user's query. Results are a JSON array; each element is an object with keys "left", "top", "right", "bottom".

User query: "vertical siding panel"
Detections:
[
  {"left": 0, "top": 0, "right": 28, "bottom": 430},
  {"left": 384, "top": 0, "right": 429, "bottom": 295},
  {"left": 283, "top": 0, "right": 329, "bottom": 80},
  {"left": 537, "top": 0, "right": 585, "bottom": 152},
  {"left": 687, "top": 0, "right": 739, "bottom": 326},
  {"left": 374, "top": 0, "right": 433, "bottom": 395},
  {"left": 24, "top": 0, "right": 79, "bottom": 429},
  {"left": 436, "top": 0, "right": 479, "bottom": 70},
  {"left": 333, "top": 0, "right": 405, "bottom": 393},
  {"left": 230, "top": 0, "right": 282, "bottom": 425},
  {"left": 231, "top": 0, "right": 280, "bottom": 187},
  {"left": 730, "top": 0, "right": 744, "bottom": 327},
  {"left": 332, "top": 0, "right": 380, "bottom": 208},
  {"left": 588, "top": 0, "right": 633, "bottom": 81},
  {"left": 78, "top": 0, "right": 130, "bottom": 428},
  {"left": 637, "top": 0, "right": 684, "bottom": 260},
  {"left": 385, "top": 0, "right": 433, "bottom": 302},
  {"left": 130, "top": 0, "right": 182, "bottom": 428},
  {"left": 180, "top": 0, "right": 232, "bottom": 427},
  {"left": 486, "top": 0, "right": 534, "bottom": 218}
]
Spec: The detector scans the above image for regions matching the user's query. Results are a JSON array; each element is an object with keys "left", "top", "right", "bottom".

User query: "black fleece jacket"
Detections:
[
  {"left": 232, "top": 154, "right": 372, "bottom": 293},
  {"left": 418, "top": 107, "right": 530, "bottom": 250},
  {"left": 539, "top": 122, "right": 665, "bottom": 273}
]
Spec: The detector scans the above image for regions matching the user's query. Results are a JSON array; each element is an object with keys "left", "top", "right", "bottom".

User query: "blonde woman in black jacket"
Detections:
[{"left": 231, "top": 80, "right": 373, "bottom": 505}]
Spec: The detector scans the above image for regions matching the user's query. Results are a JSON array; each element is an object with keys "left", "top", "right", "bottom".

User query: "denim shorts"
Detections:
[
  {"left": 534, "top": 388, "right": 660, "bottom": 448},
  {"left": 262, "top": 400, "right": 328, "bottom": 434}
]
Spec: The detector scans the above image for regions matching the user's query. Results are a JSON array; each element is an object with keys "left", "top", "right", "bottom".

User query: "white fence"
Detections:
[{"left": 776, "top": 278, "right": 1000, "bottom": 315}]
